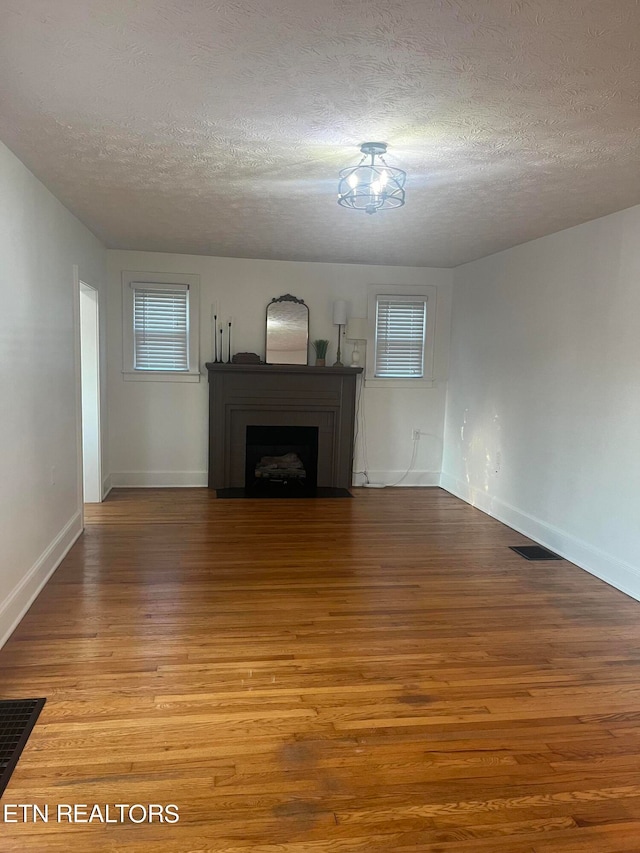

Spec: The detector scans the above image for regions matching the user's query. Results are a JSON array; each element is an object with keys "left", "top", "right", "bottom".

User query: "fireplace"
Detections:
[
  {"left": 246, "top": 425, "right": 319, "bottom": 494},
  {"left": 206, "top": 363, "right": 362, "bottom": 493}
]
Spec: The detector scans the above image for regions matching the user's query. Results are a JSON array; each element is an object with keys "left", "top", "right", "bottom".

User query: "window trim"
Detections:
[
  {"left": 365, "top": 284, "right": 437, "bottom": 388},
  {"left": 122, "top": 271, "right": 201, "bottom": 382}
]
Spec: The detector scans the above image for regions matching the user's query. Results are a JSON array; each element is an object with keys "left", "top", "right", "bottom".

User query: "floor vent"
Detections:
[
  {"left": 0, "top": 698, "right": 46, "bottom": 797},
  {"left": 510, "top": 545, "right": 562, "bottom": 561}
]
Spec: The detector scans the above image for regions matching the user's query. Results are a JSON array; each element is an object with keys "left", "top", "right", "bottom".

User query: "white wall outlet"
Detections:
[{"left": 412, "top": 429, "right": 421, "bottom": 441}]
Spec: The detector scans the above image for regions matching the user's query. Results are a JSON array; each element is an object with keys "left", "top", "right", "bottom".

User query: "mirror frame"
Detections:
[{"left": 265, "top": 294, "right": 309, "bottom": 365}]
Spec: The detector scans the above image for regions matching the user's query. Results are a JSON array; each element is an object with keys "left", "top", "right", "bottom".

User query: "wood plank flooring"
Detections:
[{"left": 1, "top": 487, "right": 640, "bottom": 851}]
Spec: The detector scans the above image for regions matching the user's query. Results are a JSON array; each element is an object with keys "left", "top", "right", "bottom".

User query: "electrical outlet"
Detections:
[{"left": 412, "top": 429, "right": 421, "bottom": 441}]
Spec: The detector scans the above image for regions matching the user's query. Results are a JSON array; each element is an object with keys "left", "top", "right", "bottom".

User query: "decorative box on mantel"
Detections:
[{"left": 205, "top": 363, "right": 363, "bottom": 490}]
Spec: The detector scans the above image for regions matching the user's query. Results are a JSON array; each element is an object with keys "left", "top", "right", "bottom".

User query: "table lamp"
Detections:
[{"left": 332, "top": 299, "right": 347, "bottom": 366}]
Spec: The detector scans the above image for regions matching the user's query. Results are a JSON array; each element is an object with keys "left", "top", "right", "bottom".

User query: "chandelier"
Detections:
[{"left": 338, "top": 142, "right": 406, "bottom": 214}]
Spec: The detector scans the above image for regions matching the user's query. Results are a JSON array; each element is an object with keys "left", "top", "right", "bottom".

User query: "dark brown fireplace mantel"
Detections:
[{"left": 205, "top": 363, "right": 362, "bottom": 490}]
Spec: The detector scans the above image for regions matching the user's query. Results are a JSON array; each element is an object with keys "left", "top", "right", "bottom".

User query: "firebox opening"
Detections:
[{"left": 245, "top": 425, "right": 319, "bottom": 495}]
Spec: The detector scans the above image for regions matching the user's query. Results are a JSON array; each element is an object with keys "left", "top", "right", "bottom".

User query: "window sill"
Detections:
[
  {"left": 122, "top": 371, "right": 201, "bottom": 383},
  {"left": 364, "top": 377, "right": 435, "bottom": 389}
]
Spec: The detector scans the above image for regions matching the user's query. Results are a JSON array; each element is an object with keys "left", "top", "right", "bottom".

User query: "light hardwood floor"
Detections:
[{"left": 2, "top": 488, "right": 640, "bottom": 852}]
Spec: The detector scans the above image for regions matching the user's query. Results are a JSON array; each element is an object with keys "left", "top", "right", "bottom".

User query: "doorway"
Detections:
[{"left": 79, "top": 281, "right": 102, "bottom": 503}]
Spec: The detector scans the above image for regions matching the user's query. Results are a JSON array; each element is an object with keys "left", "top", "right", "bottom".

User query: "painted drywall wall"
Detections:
[
  {"left": 80, "top": 283, "right": 102, "bottom": 502},
  {"left": 106, "top": 251, "right": 453, "bottom": 486},
  {"left": 0, "top": 141, "right": 107, "bottom": 646},
  {"left": 442, "top": 204, "right": 640, "bottom": 598}
]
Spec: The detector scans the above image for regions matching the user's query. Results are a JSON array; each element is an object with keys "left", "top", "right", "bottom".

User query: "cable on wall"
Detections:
[
  {"left": 353, "top": 375, "right": 434, "bottom": 489},
  {"left": 385, "top": 435, "right": 420, "bottom": 487},
  {"left": 351, "top": 372, "right": 370, "bottom": 484}
]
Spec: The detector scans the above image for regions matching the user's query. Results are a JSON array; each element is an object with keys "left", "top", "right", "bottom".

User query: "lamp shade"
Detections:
[
  {"left": 332, "top": 299, "right": 347, "bottom": 325},
  {"left": 346, "top": 317, "right": 368, "bottom": 341}
]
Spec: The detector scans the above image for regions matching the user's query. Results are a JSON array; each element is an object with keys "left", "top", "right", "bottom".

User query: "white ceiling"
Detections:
[{"left": 1, "top": 0, "right": 639, "bottom": 267}]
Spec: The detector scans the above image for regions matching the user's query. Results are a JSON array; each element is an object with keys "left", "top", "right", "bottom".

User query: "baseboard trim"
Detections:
[
  {"left": 0, "top": 512, "right": 83, "bottom": 650},
  {"left": 440, "top": 472, "right": 640, "bottom": 602},
  {"left": 111, "top": 471, "right": 208, "bottom": 488},
  {"left": 352, "top": 470, "right": 441, "bottom": 488},
  {"left": 102, "top": 473, "right": 113, "bottom": 500},
  {"left": 115, "top": 471, "right": 439, "bottom": 489}
]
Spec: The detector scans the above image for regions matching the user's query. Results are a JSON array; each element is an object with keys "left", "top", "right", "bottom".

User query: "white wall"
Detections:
[
  {"left": 107, "top": 251, "right": 452, "bottom": 487},
  {"left": 80, "top": 283, "right": 102, "bottom": 502},
  {"left": 0, "top": 141, "right": 106, "bottom": 646},
  {"left": 442, "top": 204, "right": 640, "bottom": 598}
]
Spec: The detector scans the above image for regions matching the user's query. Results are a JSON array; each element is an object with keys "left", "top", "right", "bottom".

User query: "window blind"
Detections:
[
  {"left": 374, "top": 296, "right": 426, "bottom": 378},
  {"left": 132, "top": 284, "right": 189, "bottom": 371}
]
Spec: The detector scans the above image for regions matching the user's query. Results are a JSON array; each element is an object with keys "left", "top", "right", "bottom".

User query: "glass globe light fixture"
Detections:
[{"left": 338, "top": 142, "right": 406, "bottom": 214}]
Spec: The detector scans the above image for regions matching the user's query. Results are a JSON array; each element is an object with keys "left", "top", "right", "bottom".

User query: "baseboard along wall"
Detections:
[
  {"left": 0, "top": 512, "right": 83, "bottom": 650},
  {"left": 352, "top": 470, "right": 441, "bottom": 488},
  {"left": 110, "top": 471, "right": 208, "bottom": 488},
  {"left": 440, "top": 472, "right": 640, "bottom": 603}
]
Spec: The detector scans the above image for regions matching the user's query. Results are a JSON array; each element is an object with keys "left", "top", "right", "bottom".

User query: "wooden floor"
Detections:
[{"left": 2, "top": 488, "right": 640, "bottom": 852}]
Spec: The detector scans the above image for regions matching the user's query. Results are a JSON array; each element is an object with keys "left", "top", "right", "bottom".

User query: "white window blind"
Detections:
[
  {"left": 132, "top": 283, "right": 189, "bottom": 371},
  {"left": 374, "top": 296, "right": 426, "bottom": 378}
]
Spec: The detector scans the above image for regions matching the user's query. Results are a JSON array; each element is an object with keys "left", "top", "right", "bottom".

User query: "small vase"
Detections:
[{"left": 315, "top": 358, "right": 326, "bottom": 367}]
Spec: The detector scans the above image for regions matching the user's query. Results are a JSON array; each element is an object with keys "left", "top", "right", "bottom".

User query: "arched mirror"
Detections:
[{"left": 265, "top": 294, "right": 309, "bottom": 364}]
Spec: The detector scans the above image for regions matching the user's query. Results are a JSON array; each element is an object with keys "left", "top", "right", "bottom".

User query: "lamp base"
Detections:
[{"left": 333, "top": 323, "right": 344, "bottom": 367}]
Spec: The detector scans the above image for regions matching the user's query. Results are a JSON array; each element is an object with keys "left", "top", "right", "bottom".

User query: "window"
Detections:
[
  {"left": 366, "top": 284, "right": 436, "bottom": 387},
  {"left": 122, "top": 271, "right": 200, "bottom": 382},
  {"left": 133, "top": 284, "right": 189, "bottom": 371},
  {"left": 374, "top": 296, "right": 426, "bottom": 378}
]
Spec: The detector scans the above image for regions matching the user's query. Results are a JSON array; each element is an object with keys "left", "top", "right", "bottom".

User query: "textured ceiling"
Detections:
[{"left": 1, "top": 0, "right": 639, "bottom": 267}]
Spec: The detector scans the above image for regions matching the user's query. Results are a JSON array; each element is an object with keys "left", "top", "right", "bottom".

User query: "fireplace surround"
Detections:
[{"left": 205, "top": 363, "right": 362, "bottom": 491}]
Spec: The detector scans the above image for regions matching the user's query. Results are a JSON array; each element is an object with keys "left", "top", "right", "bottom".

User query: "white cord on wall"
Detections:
[
  {"left": 354, "top": 375, "right": 423, "bottom": 488},
  {"left": 352, "top": 373, "right": 372, "bottom": 485},
  {"left": 385, "top": 435, "right": 420, "bottom": 487}
]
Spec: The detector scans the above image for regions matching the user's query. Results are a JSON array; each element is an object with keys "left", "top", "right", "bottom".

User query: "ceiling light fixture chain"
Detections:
[{"left": 338, "top": 142, "right": 406, "bottom": 214}]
